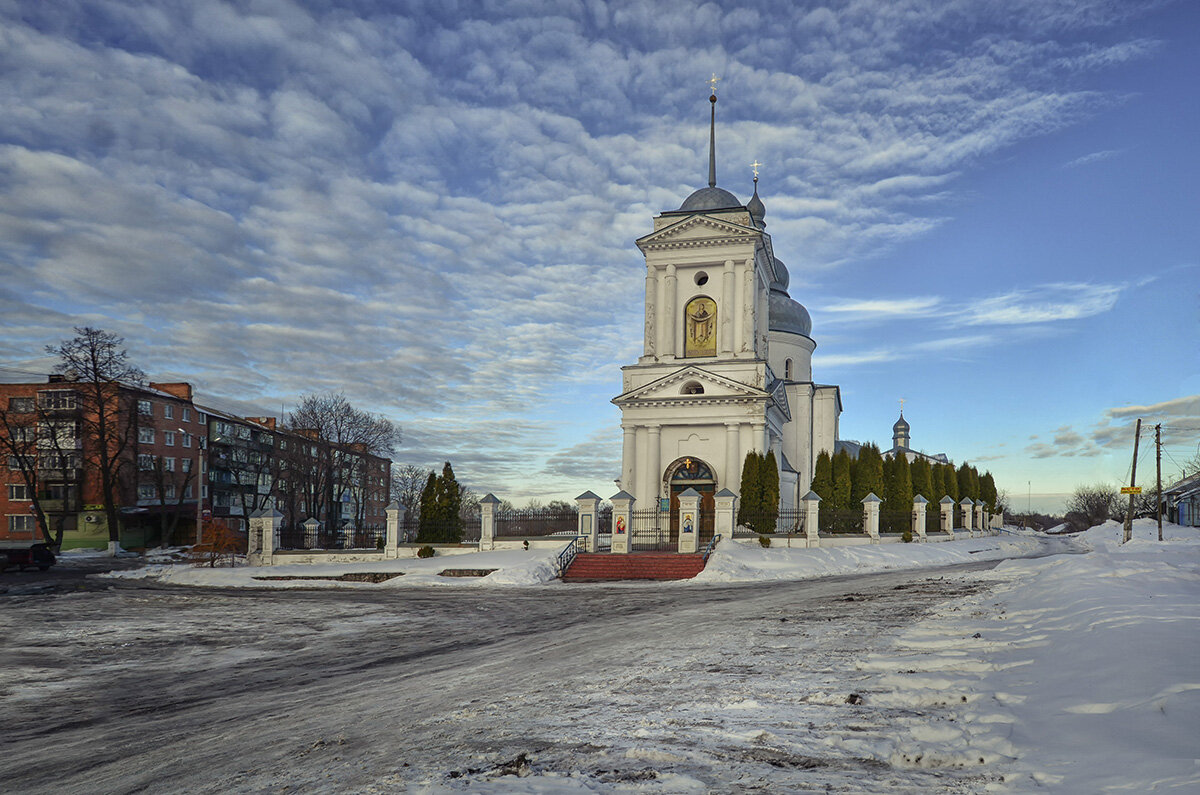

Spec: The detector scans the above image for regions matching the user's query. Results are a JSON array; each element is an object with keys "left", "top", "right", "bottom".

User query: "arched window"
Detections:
[
  {"left": 682, "top": 381, "right": 704, "bottom": 395},
  {"left": 784, "top": 359, "right": 793, "bottom": 380},
  {"left": 684, "top": 296, "right": 717, "bottom": 357}
]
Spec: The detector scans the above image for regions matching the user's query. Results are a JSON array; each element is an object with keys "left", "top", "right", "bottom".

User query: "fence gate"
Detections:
[{"left": 630, "top": 509, "right": 672, "bottom": 551}]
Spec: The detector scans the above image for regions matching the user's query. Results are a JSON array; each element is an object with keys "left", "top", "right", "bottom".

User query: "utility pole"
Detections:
[
  {"left": 1123, "top": 418, "right": 1142, "bottom": 544},
  {"left": 1156, "top": 424, "right": 1163, "bottom": 541}
]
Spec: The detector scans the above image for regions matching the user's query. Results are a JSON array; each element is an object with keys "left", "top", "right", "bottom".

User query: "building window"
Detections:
[
  {"left": 8, "top": 397, "right": 34, "bottom": 413},
  {"left": 197, "top": 412, "right": 206, "bottom": 425},
  {"left": 38, "top": 390, "right": 78, "bottom": 410},
  {"left": 8, "top": 483, "right": 29, "bottom": 500},
  {"left": 11, "top": 426, "right": 35, "bottom": 443},
  {"left": 138, "top": 484, "right": 156, "bottom": 501},
  {"left": 7, "top": 515, "right": 35, "bottom": 534},
  {"left": 8, "top": 455, "right": 33, "bottom": 470},
  {"left": 784, "top": 359, "right": 793, "bottom": 380},
  {"left": 40, "top": 453, "right": 80, "bottom": 471},
  {"left": 138, "top": 400, "right": 153, "bottom": 416},
  {"left": 182, "top": 433, "right": 192, "bottom": 448},
  {"left": 681, "top": 381, "right": 704, "bottom": 395},
  {"left": 181, "top": 458, "right": 191, "bottom": 473},
  {"left": 163, "top": 457, "right": 176, "bottom": 472},
  {"left": 182, "top": 407, "right": 191, "bottom": 422},
  {"left": 201, "top": 485, "right": 208, "bottom": 499},
  {"left": 164, "top": 431, "right": 176, "bottom": 447},
  {"left": 185, "top": 485, "right": 193, "bottom": 499},
  {"left": 164, "top": 484, "right": 176, "bottom": 499},
  {"left": 138, "top": 454, "right": 155, "bottom": 470},
  {"left": 138, "top": 427, "right": 155, "bottom": 444},
  {"left": 278, "top": 438, "right": 288, "bottom": 451}
]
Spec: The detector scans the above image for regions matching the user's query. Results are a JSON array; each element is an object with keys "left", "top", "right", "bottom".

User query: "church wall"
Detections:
[
  {"left": 767, "top": 330, "right": 814, "bottom": 383},
  {"left": 812, "top": 386, "right": 840, "bottom": 464}
]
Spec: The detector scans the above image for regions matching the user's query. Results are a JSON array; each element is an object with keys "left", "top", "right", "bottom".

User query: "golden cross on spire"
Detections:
[
  {"left": 899, "top": 397, "right": 905, "bottom": 414},
  {"left": 708, "top": 73, "right": 721, "bottom": 95},
  {"left": 751, "top": 159, "right": 762, "bottom": 179}
]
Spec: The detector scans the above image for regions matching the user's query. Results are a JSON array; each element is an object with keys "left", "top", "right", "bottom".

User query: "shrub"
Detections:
[
  {"left": 902, "top": 528, "right": 913, "bottom": 543},
  {"left": 189, "top": 520, "right": 246, "bottom": 568},
  {"left": 376, "top": 535, "right": 386, "bottom": 550},
  {"left": 758, "top": 534, "right": 771, "bottom": 548},
  {"left": 416, "top": 545, "right": 435, "bottom": 559}
]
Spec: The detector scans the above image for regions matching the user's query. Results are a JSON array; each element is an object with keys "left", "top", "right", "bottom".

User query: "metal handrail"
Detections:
[
  {"left": 702, "top": 534, "right": 722, "bottom": 562},
  {"left": 555, "top": 536, "right": 582, "bottom": 578}
]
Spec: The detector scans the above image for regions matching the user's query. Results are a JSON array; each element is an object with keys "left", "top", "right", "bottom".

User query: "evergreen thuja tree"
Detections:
[
  {"left": 416, "top": 471, "right": 438, "bottom": 542},
  {"left": 943, "top": 463, "right": 959, "bottom": 502},
  {"left": 810, "top": 450, "right": 833, "bottom": 501},
  {"left": 763, "top": 451, "right": 780, "bottom": 532},
  {"left": 832, "top": 449, "right": 852, "bottom": 510},
  {"left": 855, "top": 444, "right": 885, "bottom": 504},
  {"left": 930, "top": 462, "right": 946, "bottom": 501},
  {"left": 910, "top": 457, "right": 932, "bottom": 501},
  {"left": 438, "top": 461, "right": 464, "bottom": 543},
  {"left": 737, "top": 451, "right": 761, "bottom": 531},
  {"left": 980, "top": 471, "right": 998, "bottom": 512}
]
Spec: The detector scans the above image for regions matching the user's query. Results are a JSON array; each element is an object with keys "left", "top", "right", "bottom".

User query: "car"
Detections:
[{"left": 0, "top": 542, "right": 57, "bottom": 572}]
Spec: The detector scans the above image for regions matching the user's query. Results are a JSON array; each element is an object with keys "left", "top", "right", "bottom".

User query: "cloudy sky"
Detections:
[{"left": 2, "top": 0, "right": 1197, "bottom": 509}]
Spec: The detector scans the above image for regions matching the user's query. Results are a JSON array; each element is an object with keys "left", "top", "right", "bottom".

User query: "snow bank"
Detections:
[
  {"left": 852, "top": 518, "right": 1200, "bottom": 791},
  {"left": 692, "top": 530, "right": 1054, "bottom": 584},
  {"left": 97, "top": 546, "right": 567, "bottom": 588}
]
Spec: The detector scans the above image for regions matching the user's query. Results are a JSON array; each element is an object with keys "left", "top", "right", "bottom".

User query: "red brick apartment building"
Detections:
[{"left": 1, "top": 376, "right": 390, "bottom": 549}]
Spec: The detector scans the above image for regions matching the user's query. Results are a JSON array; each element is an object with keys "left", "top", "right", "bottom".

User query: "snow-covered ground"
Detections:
[
  {"left": 4, "top": 522, "right": 1195, "bottom": 793},
  {"left": 854, "top": 518, "right": 1200, "bottom": 792}
]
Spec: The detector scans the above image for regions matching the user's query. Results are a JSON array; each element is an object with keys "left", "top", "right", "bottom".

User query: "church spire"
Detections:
[{"left": 707, "top": 74, "right": 720, "bottom": 188}]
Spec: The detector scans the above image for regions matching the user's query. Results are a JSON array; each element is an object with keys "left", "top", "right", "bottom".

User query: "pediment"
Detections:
[
  {"left": 613, "top": 365, "right": 767, "bottom": 405},
  {"left": 636, "top": 215, "right": 760, "bottom": 252}
]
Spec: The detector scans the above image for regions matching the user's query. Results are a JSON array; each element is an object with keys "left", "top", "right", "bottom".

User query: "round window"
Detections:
[{"left": 694, "top": 271, "right": 709, "bottom": 286}]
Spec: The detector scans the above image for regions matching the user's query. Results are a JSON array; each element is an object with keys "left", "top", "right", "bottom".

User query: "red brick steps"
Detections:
[{"left": 562, "top": 552, "right": 708, "bottom": 582}]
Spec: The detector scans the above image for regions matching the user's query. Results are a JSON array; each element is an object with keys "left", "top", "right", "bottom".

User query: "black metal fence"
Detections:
[
  {"left": 818, "top": 507, "right": 862, "bottom": 535},
  {"left": 774, "top": 508, "right": 806, "bottom": 535},
  {"left": 399, "top": 513, "right": 481, "bottom": 543},
  {"left": 495, "top": 507, "right": 578, "bottom": 537},
  {"left": 878, "top": 509, "right": 910, "bottom": 535},
  {"left": 630, "top": 509, "right": 672, "bottom": 551},
  {"left": 926, "top": 508, "right": 944, "bottom": 535},
  {"left": 276, "top": 524, "right": 386, "bottom": 550}
]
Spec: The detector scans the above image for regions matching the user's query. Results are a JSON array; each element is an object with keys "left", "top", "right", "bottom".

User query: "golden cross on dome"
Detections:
[
  {"left": 751, "top": 159, "right": 762, "bottom": 179},
  {"left": 708, "top": 73, "right": 721, "bottom": 95},
  {"left": 899, "top": 397, "right": 905, "bottom": 413}
]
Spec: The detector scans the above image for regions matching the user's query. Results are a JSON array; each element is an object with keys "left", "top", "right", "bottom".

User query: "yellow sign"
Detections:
[{"left": 1120, "top": 486, "right": 1142, "bottom": 495}]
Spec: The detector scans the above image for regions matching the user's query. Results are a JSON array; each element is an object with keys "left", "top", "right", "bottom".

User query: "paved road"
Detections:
[{"left": 1, "top": 561, "right": 1011, "bottom": 793}]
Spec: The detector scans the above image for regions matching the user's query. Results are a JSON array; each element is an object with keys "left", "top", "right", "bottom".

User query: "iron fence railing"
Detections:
[
  {"left": 878, "top": 509, "right": 910, "bottom": 535},
  {"left": 630, "top": 509, "right": 672, "bottom": 551},
  {"left": 818, "top": 507, "right": 862, "bottom": 535},
  {"left": 495, "top": 508, "right": 578, "bottom": 537}
]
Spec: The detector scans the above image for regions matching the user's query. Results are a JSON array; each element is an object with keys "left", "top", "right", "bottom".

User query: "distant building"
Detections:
[
  {"left": 887, "top": 411, "right": 950, "bottom": 464},
  {"left": 1164, "top": 473, "right": 1200, "bottom": 527},
  {"left": 1, "top": 375, "right": 390, "bottom": 548}
]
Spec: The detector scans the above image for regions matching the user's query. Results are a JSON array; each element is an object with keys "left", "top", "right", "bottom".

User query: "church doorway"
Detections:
[{"left": 664, "top": 457, "right": 717, "bottom": 546}]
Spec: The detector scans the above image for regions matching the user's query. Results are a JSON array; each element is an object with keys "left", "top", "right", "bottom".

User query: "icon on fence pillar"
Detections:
[
  {"left": 615, "top": 516, "right": 626, "bottom": 534},
  {"left": 682, "top": 513, "right": 694, "bottom": 533}
]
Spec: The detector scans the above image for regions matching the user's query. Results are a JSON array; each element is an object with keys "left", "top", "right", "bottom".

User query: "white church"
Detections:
[{"left": 612, "top": 89, "right": 841, "bottom": 519}]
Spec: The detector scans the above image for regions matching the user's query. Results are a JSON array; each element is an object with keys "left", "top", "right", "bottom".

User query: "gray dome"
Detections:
[
  {"left": 770, "top": 258, "right": 790, "bottom": 292},
  {"left": 893, "top": 414, "right": 910, "bottom": 432},
  {"left": 679, "top": 186, "right": 742, "bottom": 212},
  {"left": 769, "top": 290, "right": 812, "bottom": 337},
  {"left": 747, "top": 189, "right": 765, "bottom": 226}
]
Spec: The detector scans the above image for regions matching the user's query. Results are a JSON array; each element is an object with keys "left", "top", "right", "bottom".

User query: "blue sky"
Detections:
[{"left": 1, "top": 0, "right": 1197, "bottom": 510}]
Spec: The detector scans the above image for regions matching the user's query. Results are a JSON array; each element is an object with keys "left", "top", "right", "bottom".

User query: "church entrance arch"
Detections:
[{"left": 664, "top": 457, "right": 717, "bottom": 546}]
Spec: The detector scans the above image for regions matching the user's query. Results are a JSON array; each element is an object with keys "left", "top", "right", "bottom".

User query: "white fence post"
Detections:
[
  {"left": 974, "top": 501, "right": 985, "bottom": 536},
  {"left": 479, "top": 493, "right": 499, "bottom": 551},
  {"left": 576, "top": 491, "right": 600, "bottom": 553},
  {"left": 385, "top": 501, "right": 403, "bottom": 558},
  {"left": 940, "top": 496, "right": 955, "bottom": 537},
  {"left": 862, "top": 492, "right": 881, "bottom": 543},
  {"left": 714, "top": 488, "right": 736, "bottom": 545},
  {"left": 802, "top": 490, "right": 821, "bottom": 548},
  {"left": 961, "top": 498, "right": 975, "bottom": 536},
  {"left": 677, "top": 487, "right": 700, "bottom": 553},
  {"left": 610, "top": 490, "right": 634, "bottom": 554},
  {"left": 913, "top": 495, "right": 928, "bottom": 542}
]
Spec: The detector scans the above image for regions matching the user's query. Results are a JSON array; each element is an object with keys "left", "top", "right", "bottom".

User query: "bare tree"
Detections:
[
  {"left": 47, "top": 328, "right": 145, "bottom": 555},
  {"left": 287, "top": 392, "right": 399, "bottom": 533},
  {"left": 391, "top": 464, "right": 429, "bottom": 517},
  {"left": 146, "top": 454, "right": 198, "bottom": 548},
  {"left": 1065, "top": 483, "right": 1123, "bottom": 531}
]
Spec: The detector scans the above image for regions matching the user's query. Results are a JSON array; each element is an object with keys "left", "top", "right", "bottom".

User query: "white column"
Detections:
[
  {"left": 974, "top": 502, "right": 985, "bottom": 536},
  {"left": 741, "top": 257, "right": 755, "bottom": 356},
  {"left": 738, "top": 423, "right": 752, "bottom": 464},
  {"left": 621, "top": 425, "right": 636, "bottom": 494},
  {"left": 676, "top": 488, "right": 700, "bottom": 553},
  {"left": 720, "top": 259, "right": 735, "bottom": 355},
  {"left": 750, "top": 421, "right": 766, "bottom": 454},
  {"left": 715, "top": 489, "right": 736, "bottom": 541},
  {"left": 644, "top": 267, "right": 657, "bottom": 358},
  {"left": 635, "top": 426, "right": 647, "bottom": 504},
  {"left": 646, "top": 425, "right": 661, "bottom": 509},
  {"left": 724, "top": 422, "right": 740, "bottom": 491},
  {"left": 961, "top": 498, "right": 974, "bottom": 535},
  {"left": 663, "top": 264, "right": 677, "bottom": 359}
]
